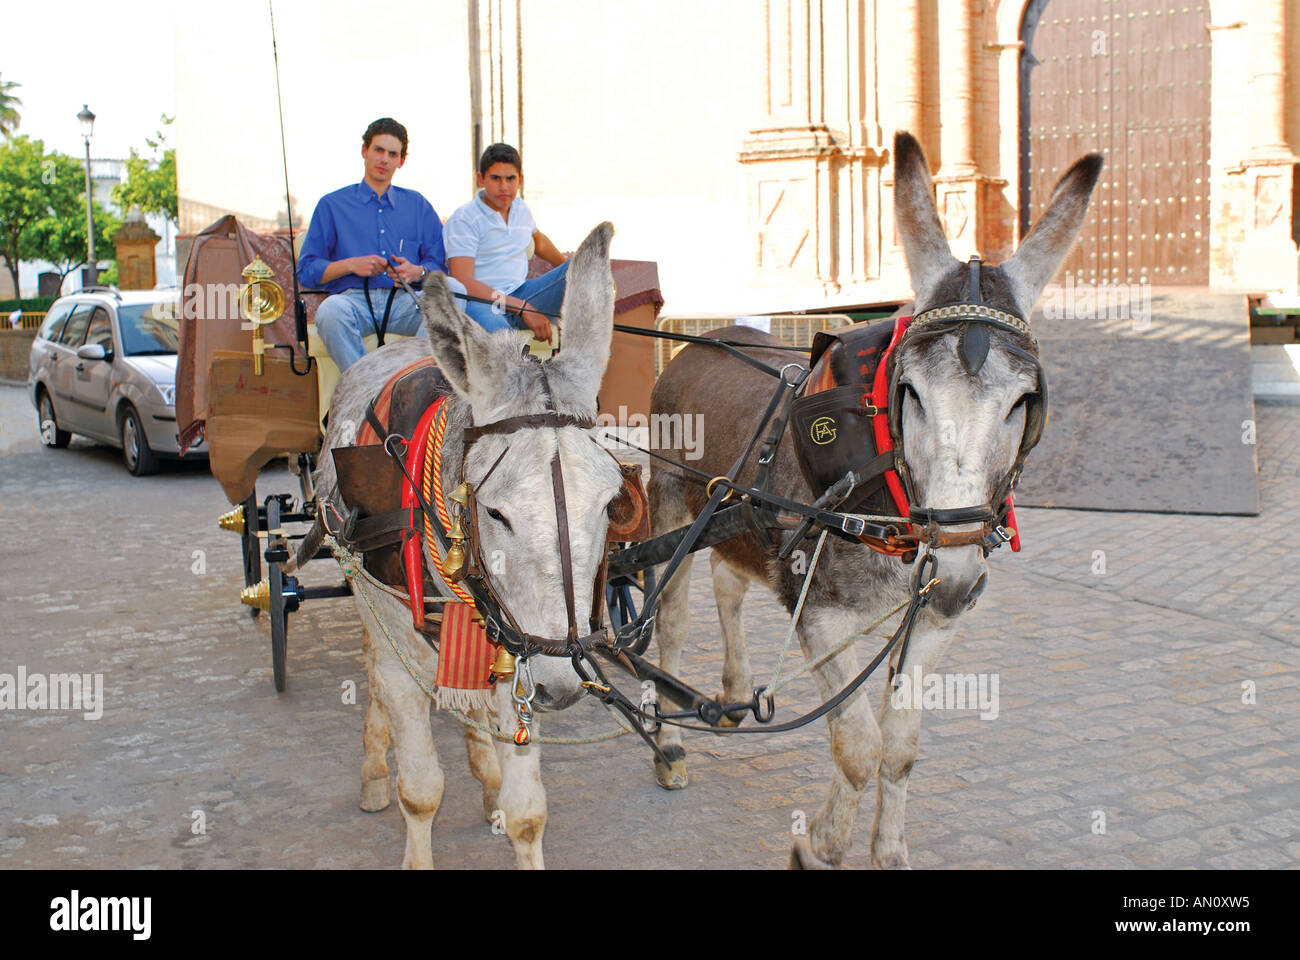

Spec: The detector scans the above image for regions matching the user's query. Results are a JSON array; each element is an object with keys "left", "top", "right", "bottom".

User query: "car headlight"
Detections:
[{"left": 155, "top": 383, "right": 176, "bottom": 406}]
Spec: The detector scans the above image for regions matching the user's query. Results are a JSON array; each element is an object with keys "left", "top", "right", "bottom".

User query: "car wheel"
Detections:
[
  {"left": 121, "top": 405, "right": 159, "bottom": 476},
  {"left": 37, "top": 390, "right": 71, "bottom": 448}
]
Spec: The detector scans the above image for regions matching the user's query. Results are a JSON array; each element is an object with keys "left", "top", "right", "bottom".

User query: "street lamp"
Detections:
[{"left": 77, "top": 104, "right": 96, "bottom": 286}]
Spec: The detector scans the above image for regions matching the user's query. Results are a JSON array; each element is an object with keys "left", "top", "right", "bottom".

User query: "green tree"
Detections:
[
  {"left": 0, "top": 137, "right": 83, "bottom": 295},
  {"left": 0, "top": 74, "right": 21, "bottom": 139},
  {"left": 26, "top": 201, "right": 121, "bottom": 288},
  {"left": 114, "top": 115, "right": 177, "bottom": 222}
]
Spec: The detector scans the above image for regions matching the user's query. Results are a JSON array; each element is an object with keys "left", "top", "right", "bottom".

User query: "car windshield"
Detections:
[{"left": 119, "top": 300, "right": 181, "bottom": 356}]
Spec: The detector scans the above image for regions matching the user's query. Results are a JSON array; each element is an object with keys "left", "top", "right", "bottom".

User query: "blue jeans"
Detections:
[
  {"left": 459, "top": 260, "right": 570, "bottom": 333},
  {"left": 313, "top": 286, "right": 428, "bottom": 371}
]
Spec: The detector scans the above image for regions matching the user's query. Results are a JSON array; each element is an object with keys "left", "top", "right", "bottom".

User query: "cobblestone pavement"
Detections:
[{"left": 0, "top": 384, "right": 1296, "bottom": 869}]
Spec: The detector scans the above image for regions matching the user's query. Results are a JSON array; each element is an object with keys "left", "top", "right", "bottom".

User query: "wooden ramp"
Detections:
[{"left": 1014, "top": 288, "right": 1259, "bottom": 515}]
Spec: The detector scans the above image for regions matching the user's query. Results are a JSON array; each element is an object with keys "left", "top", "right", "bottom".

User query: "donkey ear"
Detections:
[
  {"left": 417, "top": 272, "right": 510, "bottom": 406},
  {"left": 547, "top": 222, "right": 615, "bottom": 411},
  {"left": 1002, "top": 152, "right": 1105, "bottom": 315},
  {"left": 893, "top": 131, "right": 959, "bottom": 304}
]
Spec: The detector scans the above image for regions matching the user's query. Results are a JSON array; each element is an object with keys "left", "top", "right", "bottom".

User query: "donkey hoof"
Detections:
[
  {"left": 654, "top": 745, "right": 688, "bottom": 790},
  {"left": 359, "top": 777, "right": 390, "bottom": 812},
  {"left": 713, "top": 696, "right": 747, "bottom": 730},
  {"left": 871, "top": 849, "right": 912, "bottom": 870},
  {"left": 788, "top": 836, "right": 836, "bottom": 870}
]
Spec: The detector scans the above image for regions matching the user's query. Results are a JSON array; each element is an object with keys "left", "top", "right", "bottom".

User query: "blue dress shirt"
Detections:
[{"left": 297, "top": 181, "right": 447, "bottom": 294}]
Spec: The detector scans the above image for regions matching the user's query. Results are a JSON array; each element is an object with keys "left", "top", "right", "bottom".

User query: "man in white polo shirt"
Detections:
[{"left": 443, "top": 143, "right": 568, "bottom": 343}]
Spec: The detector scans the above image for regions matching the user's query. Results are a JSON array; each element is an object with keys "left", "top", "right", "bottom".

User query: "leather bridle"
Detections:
[
  {"left": 884, "top": 256, "right": 1048, "bottom": 555},
  {"left": 439, "top": 362, "right": 618, "bottom": 661}
]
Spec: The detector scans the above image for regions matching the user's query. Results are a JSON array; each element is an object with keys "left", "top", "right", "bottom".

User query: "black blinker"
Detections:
[
  {"left": 960, "top": 256, "right": 989, "bottom": 374},
  {"left": 959, "top": 322, "right": 990, "bottom": 375}
]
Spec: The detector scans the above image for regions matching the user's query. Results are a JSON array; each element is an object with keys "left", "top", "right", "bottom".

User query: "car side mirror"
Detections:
[{"left": 76, "top": 343, "right": 108, "bottom": 361}]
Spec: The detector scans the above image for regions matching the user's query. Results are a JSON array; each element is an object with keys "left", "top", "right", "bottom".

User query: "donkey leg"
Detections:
[
  {"left": 650, "top": 547, "right": 694, "bottom": 788},
  {"left": 359, "top": 591, "right": 447, "bottom": 869},
  {"left": 648, "top": 474, "right": 694, "bottom": 789},
  {"left": 494, "top": 684, "right": 547, "bottom": 869},
  {"left": 376, "top": 661, "right": 446, "bottom": 870},
  {"left": 788, "top": 607, "right": 884, "bottom": 870},
  {"left": 710, "top": 553, "right": 752, "bottom": 725},
  {"left": 359, "top": 627, "right": 392, "bottom": 812},
  {"left": 870, "top": 614, "right": 955, "bottom": 870},
  {"left": 463, "top": 704, "right": 502, "bottom": 822}
]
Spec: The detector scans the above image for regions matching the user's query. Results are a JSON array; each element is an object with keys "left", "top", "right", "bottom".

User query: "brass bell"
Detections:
[
  {"left": 448, "top": 517, "right": 465, "bottom": 541},
  {"left": 443, "top": 541, "right": 466, "bottom": 581},
  {"left": 449, "top": 482, "right": 469, "bottom": 506},
  {"left": 490, "top": 646, "right": 516, "bottom": 679}
]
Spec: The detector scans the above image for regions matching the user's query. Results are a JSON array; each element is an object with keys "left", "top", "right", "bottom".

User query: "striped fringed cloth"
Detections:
[
  {"left": 422, "top": 396, "right": 496, "bottom": 713},
  {"left": 434, "top": 602, "right": 496, "bottom": 712}
]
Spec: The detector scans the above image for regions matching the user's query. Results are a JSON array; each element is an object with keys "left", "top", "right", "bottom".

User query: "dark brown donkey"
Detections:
[{"left": 647, "top": 131, "right": 1102, "bottom": 868}]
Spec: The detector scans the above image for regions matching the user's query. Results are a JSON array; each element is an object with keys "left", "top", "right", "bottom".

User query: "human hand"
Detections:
[
  {"left": 386, "top": 256, "right": 425, "bottom": 284},
  {"left": 520, "top": 308, "right": 552, "bottom": 344},
  {"left": 350, "top": 255, "right": 389, "bottom": 278}
]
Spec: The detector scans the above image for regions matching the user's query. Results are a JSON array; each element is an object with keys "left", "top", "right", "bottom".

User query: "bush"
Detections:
[{"left": 0, "top": 296, "right": 56, "bottom": 313}]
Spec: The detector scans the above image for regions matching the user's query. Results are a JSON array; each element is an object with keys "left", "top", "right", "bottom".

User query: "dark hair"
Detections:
[
  {"left": 363, "top": 118, "right": 409, "bottom": 158},
  {"left": 478, "top": 142, "right": 522, "bottom": 177}
]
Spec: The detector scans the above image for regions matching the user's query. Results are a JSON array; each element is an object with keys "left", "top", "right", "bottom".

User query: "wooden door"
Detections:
[{"left": 1021, "top": 0, "right": 1211, "bottom": 285}]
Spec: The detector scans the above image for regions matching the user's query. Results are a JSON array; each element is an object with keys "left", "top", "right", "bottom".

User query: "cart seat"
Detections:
[
  {"left": 307, "top": 323, "right": 413, "bottom": 434},
  {"left": 308, "top": 323, "right": 553, "bottom": 435}
]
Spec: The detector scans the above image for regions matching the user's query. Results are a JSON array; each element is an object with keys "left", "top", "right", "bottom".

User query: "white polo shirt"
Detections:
[{"left": 443, "top": 190, "right": 538, "bottom": 294}]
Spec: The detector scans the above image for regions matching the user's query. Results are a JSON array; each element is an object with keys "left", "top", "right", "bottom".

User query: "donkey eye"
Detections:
[
  {"left": 485, "top": 507, "right": 512, "bottom": 532},
  {"left": 901, "top": 382, "right": 923, "bottom": 411},
  {"left": 1005, "top": 393, "right": 1033, "bottom": 420}
]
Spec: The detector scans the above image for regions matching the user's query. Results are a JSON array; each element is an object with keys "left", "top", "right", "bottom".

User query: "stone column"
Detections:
[
  {"left": 932, "top": 0, "right": 984, "bottom": 260},
  {"left": 1237, "top": 0, "right": 1297, "bottom": 290},
  {"left": 112, "top": 207, "right": 160, "bottom": 291},
  {"left": 738, "top": 0, "right": 890, "bottom": 298}
]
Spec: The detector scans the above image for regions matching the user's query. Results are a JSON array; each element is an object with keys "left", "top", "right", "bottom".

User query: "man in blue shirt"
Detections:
[{"left": 297, "top": 118, "right": 447, "bottom": 371}]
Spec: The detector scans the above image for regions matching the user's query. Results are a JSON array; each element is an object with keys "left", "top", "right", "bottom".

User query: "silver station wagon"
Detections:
[{"left": 28, "top": 287, "right": 207, "bottom": 475}]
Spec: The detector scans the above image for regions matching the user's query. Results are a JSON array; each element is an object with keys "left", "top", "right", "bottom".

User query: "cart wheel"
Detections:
[
  {"left": 241, "top": 491, "right": 262, "bottom": 620},
  {"left": 266, "top": 497, "right": 288, "bottom": 692},
  {"left": 269, "top": 564, "right": 288, "bottom": 693},
  {"left": 606, "top": 549, "right": 656, "bottom": 643}
]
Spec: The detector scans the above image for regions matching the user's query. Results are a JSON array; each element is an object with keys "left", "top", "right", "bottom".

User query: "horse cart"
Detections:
[
  {"left": 177, "top": 214, "right": 670, "bottom": 692},
  {"left": 176, "top": 130, "right": 1099, "bottom": 869}
]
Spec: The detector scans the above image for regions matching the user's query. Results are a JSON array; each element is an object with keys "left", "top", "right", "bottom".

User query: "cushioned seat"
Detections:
[
  {"left": 308, "top": 324, "right": 413, "bottom": 433},
  {"left": 308, "top": 322, "right": 548, "bottom": 434}
]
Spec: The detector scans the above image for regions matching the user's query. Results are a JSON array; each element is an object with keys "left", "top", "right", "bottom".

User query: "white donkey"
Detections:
[
  {"left": 647, "top": 132, "right": 1102, "bottom": 868},
  {"left": 295, "top": 223, "right": 624, "bottom": 868}
]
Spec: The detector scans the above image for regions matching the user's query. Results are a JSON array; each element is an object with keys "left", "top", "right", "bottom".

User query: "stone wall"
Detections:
[{"left": 0, "top": 329, "right": 36, "bottom": 383}]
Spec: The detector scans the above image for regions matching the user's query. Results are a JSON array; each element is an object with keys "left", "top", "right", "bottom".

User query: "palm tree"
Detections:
[{"left": 0, "top": 75, "right": 22, "bottom": 139}]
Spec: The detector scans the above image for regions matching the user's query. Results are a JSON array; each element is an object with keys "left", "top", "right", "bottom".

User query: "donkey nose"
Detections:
[{"left": 963, "top": 571, "right": 988, "bottom": 610}]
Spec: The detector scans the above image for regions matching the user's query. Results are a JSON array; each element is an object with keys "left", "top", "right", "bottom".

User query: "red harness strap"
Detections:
[
  {"left": 401, "top": 401, "right": 442, "bottom": 630},
  {"left": 872, "top": 314, "right": 1021, "bottom": 553},
  {"left": 871, "top": 315, "right": 913, "bottom": 525}
]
